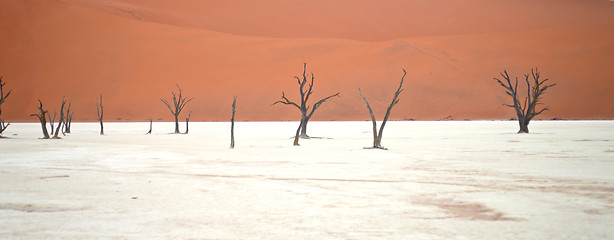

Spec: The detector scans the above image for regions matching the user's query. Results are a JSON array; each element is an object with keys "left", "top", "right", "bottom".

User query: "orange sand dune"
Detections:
[{"left": 0, "top": 0, "right": 613, "bottom": 122}]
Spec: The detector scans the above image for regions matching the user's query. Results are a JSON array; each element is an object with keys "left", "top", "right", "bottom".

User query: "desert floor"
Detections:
[{"left": 1, "top": 121, "right": 613, "bottom": 239}]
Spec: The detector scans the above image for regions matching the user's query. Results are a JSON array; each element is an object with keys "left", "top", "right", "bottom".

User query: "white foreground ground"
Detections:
[{"left": 1, "top": 121, "right": 613, "bottom": 239}]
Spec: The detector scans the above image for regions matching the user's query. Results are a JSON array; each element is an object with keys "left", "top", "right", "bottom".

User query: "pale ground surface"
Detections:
[{"left": 1, "top": 121, "right": 613, "bottom": 239}]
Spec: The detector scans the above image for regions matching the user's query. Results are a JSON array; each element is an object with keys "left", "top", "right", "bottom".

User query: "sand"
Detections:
[
  {"left": 1, "top": 0, "right": 613, "bottom": 121},
  {"left": 1, "top": 121, "right": 613, "bottom": 239}
]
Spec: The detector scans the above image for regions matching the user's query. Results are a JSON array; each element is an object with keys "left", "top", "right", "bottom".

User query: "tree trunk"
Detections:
[
  {"left": 99, "top": 121, "right": 104, "bottom": 135},
  {"left": 184, "top": 118, "right": 189, "bottom": 134},
  {"left": 174, "top": 115, "right": 180, "bottom": 133},
  {"left": 39, "top": 117, "right": 50, "bottom": 139},
  {"left": 52, "top": 98, "right": 66, "bottom": 139},
  {"left": 518, "top": 119, "right": 529, "bottom": 133},
  {"left": 300, "top": 118, "right": 308, "bottom": 138},
  {"left": 231, "top": 96, "right": 237, "bottom": 149},
  {"left": 146, "top": 119, "right": 152, "bottom": 135},
  {"left": 293, "top": 120, "right": 303, "bottom": 146}
]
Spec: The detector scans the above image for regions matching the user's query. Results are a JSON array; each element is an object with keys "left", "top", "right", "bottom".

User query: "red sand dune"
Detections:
[{"left": 1, "top": 0, "right": 613, "bottom": 122}]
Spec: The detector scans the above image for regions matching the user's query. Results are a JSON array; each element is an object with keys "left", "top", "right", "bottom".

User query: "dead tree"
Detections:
[
  {"left": 230, "top": 96, "right": 237, "bottom": 148},
  {"left": 161, "top": 84, "right": 193, "bottom": 134},
  {"left": 96, "top": 94, "right": 104, "bottom": 135},
  {"left": 358, "top": 69, "right": 406, "bottom": 150},
  {"left": 146, "top": 118, "right": 152, "bottom": 135},
  {"left": 273, "top": 63, "right": 339, "bottom": 138},
  {"left": 31, "top": 99, "right": 50, "bottom": 139},
  {"left": 49, "top": 112, "right": 56, "bottom": 135},
  {"left": 52, "top": 97, "right": 66, "bottom": 139},
  {"left": 184, "top": 111, "right": 192, "bottom": 134},
  {"left": 494, "top": 68, "right": 556, "bottom": 133},
  {"left": 0, "top": 76, "right": 12, "bottom": 136},
  {"left": 64, "top": 101, "right": 73, "bottom": 134}
]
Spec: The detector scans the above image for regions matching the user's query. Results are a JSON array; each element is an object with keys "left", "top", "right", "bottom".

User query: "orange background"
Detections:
[{"left": 1, "top": 0, "right": 613, "bottom": 122}]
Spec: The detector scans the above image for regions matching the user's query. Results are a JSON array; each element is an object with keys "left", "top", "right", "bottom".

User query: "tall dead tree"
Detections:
[
  {"left": 52, "top": 97, "right": 66, "bottom": 139},
  {"left": 494, "top": 68, "right": 556, "bottom": 133},
  {"left": 273, "top": 63, "right": 339, "bottom": 138},
  {"left": 96, "top": 94, "right": 104, "bottom": 135},
  {"left": 31, "top": 99, "right": 50, "bottom": 139},
  {"left": 0, "top": 76, "right": 12, "bottom": 136},
  {"left": 230, "top": 96, "right": 237, "bottom": 148},
  {"left": 161, "top": 84, "right": 193, "bottom": 134},
  {"left": 358, "top": 69, "right": 406, "bottom": 150}
]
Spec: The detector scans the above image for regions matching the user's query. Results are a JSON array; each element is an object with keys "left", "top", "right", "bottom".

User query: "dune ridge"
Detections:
[{"left": 1, "top": 0, "right": 613, "bottom": 122}]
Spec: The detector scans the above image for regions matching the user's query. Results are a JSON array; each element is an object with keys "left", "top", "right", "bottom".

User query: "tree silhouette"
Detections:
[
  {"left": 273, "top": 63, "right": 339, "bottom": 139},
  {"left": 31, "top": 99, "right": 50, "bottom": 139},
  {"left": 359, "top": 69, "right": 406, "bottom": 150},
  {"left": 64, "top": 101, "right": 73, "bottom": 134},
  {"left": 161, "top": 84, "right": 193, "bottom": 134},
  {"left": 494, "top": 68, "right": 556, "bottom": 133},
  {"left": 96, "top": 94, "right": 104, "bottom": 135},
  {"left": 0, "top": 76, "right": 13, "bottom": 136},
  {"left": 230, "top": 96, "right": 237, "bottom": 148},
  {"left": 52, "top": 97, "right": 66, "bottom": 139}
]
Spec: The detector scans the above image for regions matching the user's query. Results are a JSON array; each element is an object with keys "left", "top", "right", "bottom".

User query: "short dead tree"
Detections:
[
  {"left": 31, "top": 99, "right": 50, "bottom": 139},
  {"left": 230, "top": 96, "right": 237, "bottom": 148},
  {"left": 63, "top": 101, "right": 73, "bottom": 134},
  {"left": 358, "top": 69, "right": 406, "bottom": 150},
  {"left": 146, "top": 118, "right": 153, "bottom": 135},
  {"left": 161, "top": 84, "right": 193, "bottom": 134},
  {"left": 49, "top": 112, "right": 57, "bottom": 135},
  {"left": 184, "top": 111, "right": 192, "bottom": 134},
  {"left": 96, "top": 94, "right": 104, "bottom": 135},
  {"left": 494, "top": 68, "right": 556, "bottom": 133},
  {"left": 0, "top": 76, "right": 13, "bottom": 136},
  {"left": 273, "top": 63, "right": 339, "bottom": 139},
  {"left": 51, "top": 97, "right": 66, "bottom": 139}
]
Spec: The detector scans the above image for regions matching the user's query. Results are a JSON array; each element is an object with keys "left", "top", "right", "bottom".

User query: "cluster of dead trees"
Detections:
[
  {"left": 30, "top": 97, "right": 74, "bottom": 139},
  {"left": 1, "top": 64, "right": 556, "bottom": 150}
]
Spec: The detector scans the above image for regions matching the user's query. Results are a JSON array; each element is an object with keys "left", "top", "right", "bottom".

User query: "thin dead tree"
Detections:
[
  {"left": 96, "top": 94, "right": 104, "bottom": 135},
  {"left": 273, "top": 63, "right": 340, "bottom": 139},
  {"left": 0, "top": 76, "right": 13, "bottom": 136},
  {"left": 494, "top": 68, "right": 556, "bottom": 133},
  {"left": 52, "top": 97, "right": 66, "bottom": 139},
  {"left": 161, "top": 84, "right": 193, "bottom": 134},
  {"left": 31, "top": 99, "right": 50, "bottom": 139},
  {"left": 230, "top": 96, "right": 237, "bottom": 148},
  {"left": 358, "top": 69, "right": 406, "bottom": 150},
  {"left": 184, "top": 111, "right": 192, "bottom": 134},
  {"left": 146, "top": 118, "right": 153, "bottom": 135},
  {"left": 63, "top": 101, "right": 73, "bottom": 134},
  {"left": 49, "top": 112, "right": 56, "bottom": 135}
]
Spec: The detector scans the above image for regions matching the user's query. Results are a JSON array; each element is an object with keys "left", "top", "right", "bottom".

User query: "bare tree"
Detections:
[
  {"left": 31, "top": 99, "right": 50, "bottom": 139},
  {"left": 146, "top": 118, "right": 153, "bottom": 135},
  {"left": 64, "top": 101, "right": 73, "bottom": 134},
  {"left": 161, "top": 84, "right": 193, "bottom": 134},
  {"left": 52, "top": 97, "right": 66, "bottom": 139},
  {"left": 494, "top": 68, "right": 556, "bottom": 133},
  {"left": 184, "top": 111, "right": 192, "bottom": 134},
  {"left": 49, "top": 112, "right": 56, "bottom": 135},
  {"left": 358, "top": 69, "right": 406, "bottom": 150},
  {"left": 273, "top": 63, "right": 339, "bottom": 138},
  {"left": 230, "top": 96, "right": 237, "bottom": 148},
  {"left": 0, "top": 76, "right": 12, "bottom": 136},
  {"left": 96, "top": 94, "right": 104, "bottom": 135}
]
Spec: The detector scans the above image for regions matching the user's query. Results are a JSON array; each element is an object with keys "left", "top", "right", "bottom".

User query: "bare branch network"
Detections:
[{"left": 494, "top": 68, "right": 556, "bottom": 133}]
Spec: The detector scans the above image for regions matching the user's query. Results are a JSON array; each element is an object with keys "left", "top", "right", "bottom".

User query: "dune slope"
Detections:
[{"left": 0, "top": 0, "right": 613, "bottom": 121}]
